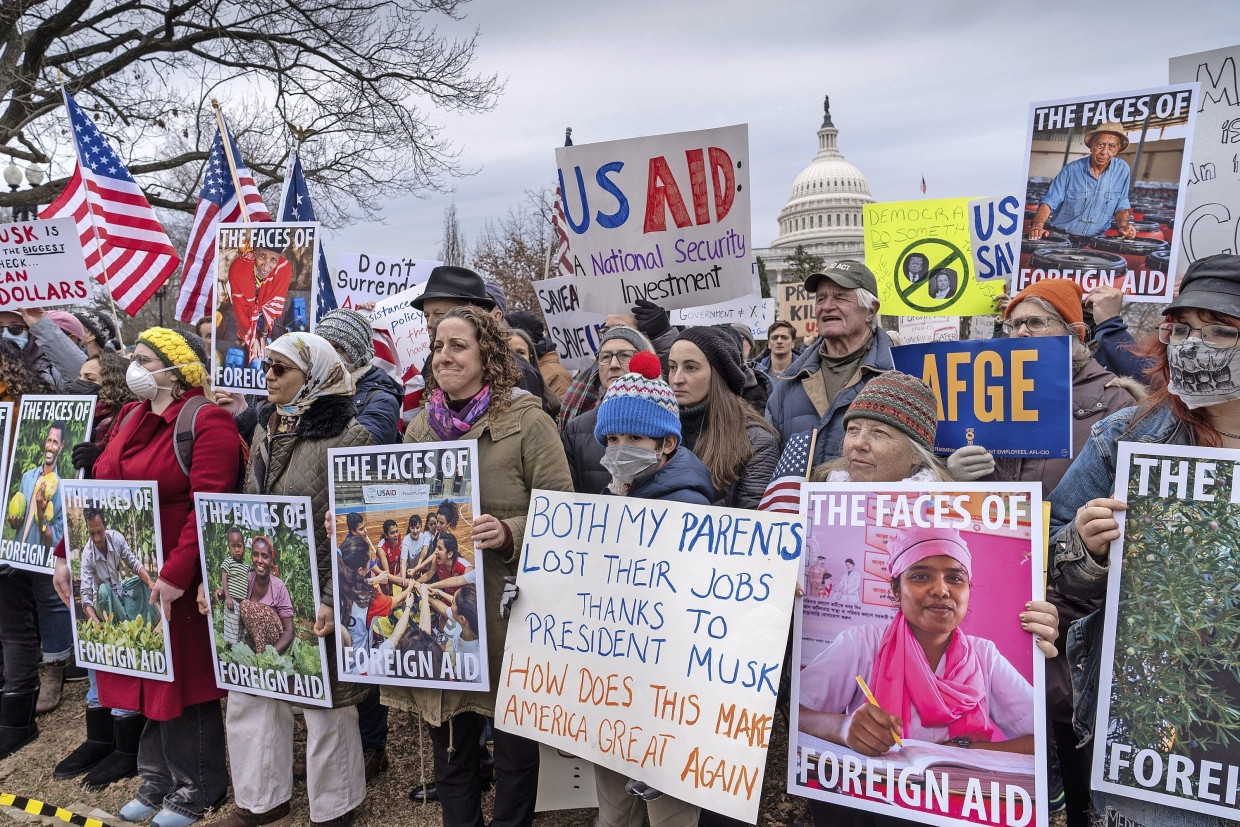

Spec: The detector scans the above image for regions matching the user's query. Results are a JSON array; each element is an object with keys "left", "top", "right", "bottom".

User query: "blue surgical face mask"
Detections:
[{"left": 2, "top": 329, "right": 29, "bottom": 349}]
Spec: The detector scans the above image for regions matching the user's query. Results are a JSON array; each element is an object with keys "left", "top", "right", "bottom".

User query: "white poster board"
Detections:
[
  {"left": 332, "top": 252, "right": 439, "bottom": 314},
  {"left": 555, "top": 124, "right": 753, "bottom": 314},
  {"left": 532, "top": 275, "right": 607, "bottom": 372},
  {"left": 0, "top": 217, "right": 91, "bottom": 309},
  {"left": 496, "top": 490, "right": 802, "bottom": 822},
  {"left": 369, "top": 281, "right": 431, "bottom": 380}
]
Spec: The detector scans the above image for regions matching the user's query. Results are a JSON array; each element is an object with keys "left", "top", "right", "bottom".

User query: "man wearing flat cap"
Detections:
[
  {"left": 1029, "top": 122, "right": 1138, "bottom": 243},
  {"left": 412, "top": 265, "right": 547, "bottom": 407},
  {"left": 765, "top": 260, "right": 895, "bottom": 464}
]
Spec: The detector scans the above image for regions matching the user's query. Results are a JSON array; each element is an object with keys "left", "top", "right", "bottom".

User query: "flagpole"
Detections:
[
  {"left": 57, "top": 74, "right": 126, "bottom": 345},
  {"left": 211, "top": 99, "right": 250, "bottom": 223}
]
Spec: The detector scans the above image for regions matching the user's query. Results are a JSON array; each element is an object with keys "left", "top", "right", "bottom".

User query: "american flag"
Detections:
[
  {"left": 40, "top": 89, "right": 180, "bottom": 315},
  {"left": 550, "top": 127, "right": 574, "bottom": 278},
  {"left": 174, "top": 121, "right": 271, "bottom": 323},
  {"left": 920, "top": 175, "right": 927, "bottom": 195},
  {"left": 372, "top": 328, "right": 424, "bottom": 425},
  {"left": 757, "top": 429, "right": 818, "bottom": 513},
  {"left": 277, "top": 152, "right": 336, "bottom": 324}
]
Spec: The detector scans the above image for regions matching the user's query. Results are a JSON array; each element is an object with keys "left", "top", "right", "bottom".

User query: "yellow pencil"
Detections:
[{"left": 855, "top": 675, "right": 903, "bottom": 747}]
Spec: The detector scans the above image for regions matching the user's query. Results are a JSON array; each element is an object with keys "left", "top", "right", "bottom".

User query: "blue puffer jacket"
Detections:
[
  {"left": 353, "top": 365, "right": 404, "bottom": 446},
  {"left": 764, "top": 329, "right": 895, "bottom": 464},
  {"left": 628, "top": 448, "right": 714, "bottom": 505}
]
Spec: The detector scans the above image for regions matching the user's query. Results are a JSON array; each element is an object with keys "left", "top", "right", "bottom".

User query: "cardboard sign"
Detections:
[
  {"left": 496, "top": 490, "right": 802, "bottom": 822},
  {"left": 777, "top": 281, "right": 818, "bottom": 341},
  {"left": 532, "top": 274, "right": 608, "bottom": 372},
  {"left": 970, "top": 194, "right": 1023, "bottom": 282},
  {"left": 328, "top": 441, "right": 487, "bottom": 691},
  {"left": 891, "top": 337, "right": 1074, "bottom": 458},
  {"left": 555, "top": 124, "right": 753, "bottom": 314},
  {"left": 791, "top": 482, "right": 1046, "bottom": 827},
  {"left": 369, "top": 281, "right": 431, "bottom": 379},
  {"left": 195, "top": 494, "right": 332, "bottom": 707},
  {"left": 332, "top": 252, "right": 439, "bottom": 313},
  {"left": 1093, "top": 443, "right": 1240, "bottom": 819},
  {"left": 1017, "top": 85, "right": 1199, "bottom": 301},
  {"left": 63, "top": 480, "right": 171, "bottom": 681},
  {"left": 897, "top": 316, "right": 960, "bottom": 345},
  {"left": 0, "top": 218, "right": 91, "bottom": 309},
  {"left": 212, "top": 222, "right": 319, "bottom": 394},
  {"left": 0, "top": 396, "right": 95, "bottom": 572},
  {"left": 863, "top": 198, "right": 1005, "bottom": 317},
  {"left": 1170, "top": 46, "right": 1240, "bottom": 281}
]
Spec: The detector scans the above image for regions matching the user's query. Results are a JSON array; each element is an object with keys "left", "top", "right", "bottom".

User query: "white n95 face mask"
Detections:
[{"left": 125, "top": 361, "right": 195, "bottom": 401}]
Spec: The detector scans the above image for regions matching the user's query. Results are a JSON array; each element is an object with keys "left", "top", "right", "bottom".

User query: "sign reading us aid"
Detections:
[
  {"left": 496, "top": 490, "right": 802, "bottom": 823},
  {"left": 890, "top": 337, "right": 1074, "bottom": 458},
  {"left": 554, "top": 125, "right": 753, "bottom": 314}
]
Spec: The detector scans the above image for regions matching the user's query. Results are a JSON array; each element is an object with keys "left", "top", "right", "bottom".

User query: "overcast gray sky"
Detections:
[{"left": 326, "top": 0, "right": 1239, "bottom": 261}]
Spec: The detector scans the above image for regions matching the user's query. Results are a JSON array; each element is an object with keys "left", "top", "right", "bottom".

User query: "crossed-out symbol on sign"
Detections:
[{"left": 895, "top": 238, "right": 970, "bottom": 313}]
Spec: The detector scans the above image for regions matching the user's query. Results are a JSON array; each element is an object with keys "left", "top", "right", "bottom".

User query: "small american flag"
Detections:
[
  {"left": 758, "top": 429, "right": 818, "bottom": 513},
  {"left": 41, "top": 88, "right": 180, "bottom": 315},
  {"left": 175, "top": 120, "right": 271, "bottom": 323},
  {"left": 551, "top": 186, "right": 574, "bottom": 278},
  {"left": 920, "top": 175, "right": 927, "bottom": 195},
  {"left": 277, "top": 152, "right": 336, "bottom": 324}
]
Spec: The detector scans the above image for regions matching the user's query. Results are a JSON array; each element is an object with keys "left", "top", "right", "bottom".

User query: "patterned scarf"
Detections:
[
  {"left": 426, "top": 384, "right": 491, "bottom": 441},
  {"left": 557, "top": 364, "right": 602, "bottom": 432}
]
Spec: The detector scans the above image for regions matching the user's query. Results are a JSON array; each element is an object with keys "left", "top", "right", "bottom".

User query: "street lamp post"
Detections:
[{"left": 4, "top": 161, "right": 44, "bottom": 222}]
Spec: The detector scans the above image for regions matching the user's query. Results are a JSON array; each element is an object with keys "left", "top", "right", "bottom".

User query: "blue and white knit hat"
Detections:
[{"left": 593, "top": 351, "right": 681, "bottom": 445}]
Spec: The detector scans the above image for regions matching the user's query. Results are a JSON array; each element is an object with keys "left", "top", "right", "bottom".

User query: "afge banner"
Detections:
[
  {"left": 496, "top": 491, "right": 802, "bottom": 822},
  {"left": 555, "top": 125, "right": 753, "bottom": 314}
]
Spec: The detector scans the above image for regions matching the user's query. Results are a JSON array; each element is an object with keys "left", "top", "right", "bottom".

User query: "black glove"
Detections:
[
  {"left": 631, "top": 299, "right": 671, "bottom": 339},
  {"left": 72, "top": 441, "right": 102, "bottom": 475},
  {"left": 625, "top": 779, "right": 664, "bottom": 801}
]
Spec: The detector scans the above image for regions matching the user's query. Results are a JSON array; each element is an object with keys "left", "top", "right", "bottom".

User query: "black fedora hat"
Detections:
[{"left": 411, "top": 265, "right": 496, "bottom": 312}]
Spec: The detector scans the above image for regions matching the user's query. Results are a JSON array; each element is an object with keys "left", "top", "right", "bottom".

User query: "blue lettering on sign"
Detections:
[
  {"left": 677, "top": 512, "right": 802, "bottom": 561},
  {"left": 973, "top": 195, "right": 1021, "bottom": 279},
  {"left": 595, "top": 161, "right": 630, "bottom": 229}
]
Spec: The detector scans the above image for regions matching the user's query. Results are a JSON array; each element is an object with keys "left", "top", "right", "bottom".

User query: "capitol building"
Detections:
[{"left": 754, "top": 97, "right": 874, "bottom": 284}]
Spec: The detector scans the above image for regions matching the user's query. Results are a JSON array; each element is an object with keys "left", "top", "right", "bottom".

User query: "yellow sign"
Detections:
[{"left": 863, "top": 198, "right": 1004, "bottom": 317}]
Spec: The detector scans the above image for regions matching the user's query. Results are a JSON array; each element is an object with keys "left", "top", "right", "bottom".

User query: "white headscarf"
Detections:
[{"left": 266, "top": 332, "right": 355, "bottom": 417}]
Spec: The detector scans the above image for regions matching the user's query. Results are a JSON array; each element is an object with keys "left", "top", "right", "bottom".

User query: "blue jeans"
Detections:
[
  {"left": 32, "top": 570, "right": 72, "bottom": 661},
  {"left": 85, "top": 670, "right": 137, "bottom": 716},
  {"left": 135, "top": 700, "right": 228, "bottom": 819}
]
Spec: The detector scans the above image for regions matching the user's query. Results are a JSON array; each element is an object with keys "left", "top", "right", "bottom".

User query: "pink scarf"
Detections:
[
  {"left": 871, "top": 615, "right": 1002, "bottom": 743},
  {"left": 426, "top": 385, "right": 491, "bottom": 441}
]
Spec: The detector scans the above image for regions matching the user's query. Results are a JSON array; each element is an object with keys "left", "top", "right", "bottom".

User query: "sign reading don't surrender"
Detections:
[{"left": 496, "top": 491, "right": 802, "bottom": 823}]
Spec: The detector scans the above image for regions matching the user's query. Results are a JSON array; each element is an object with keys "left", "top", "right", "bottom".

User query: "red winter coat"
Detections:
[{"left": 94, "top": 388, "right": 243, "bottom": 719}]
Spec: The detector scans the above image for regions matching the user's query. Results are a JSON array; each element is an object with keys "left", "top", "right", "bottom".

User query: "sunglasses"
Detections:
[{"left": 260, "top": 360, "right": 302, "bottom": 378}]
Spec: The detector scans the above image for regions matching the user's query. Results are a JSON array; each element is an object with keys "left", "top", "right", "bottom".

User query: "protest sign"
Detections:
[
  {"left": 1171, "top": 46, "right": 1240, "bottom": 281},
  {"left": 212, "top": 222, "right": 318, "bottom": 393},
  {"left": 369, "top": 281, "right": 431, "bottom": 379},
  {"left": 863, "top": 198, "right": 1005, "bottom": 317},
  {"left": 496, "top": 490, "right": 802, "bottom": 822},
  {"left": 1092, "top": 443, "right": 1240, "bottom": 820},
  {"left": 0, "top": 402, "right": 13, "bottom": 500},
  {"left": 555, "top": 124, "right": 753, "bottom": 314},
  {"left": 532, "top": 274, "right": 607, "bottom": 372},
  {"left": 1018, "top": 85, "right": 1198, "bottom": 301},
  {"left": 891, "top": 337, "right": 1073, "bottom": 458},
  {"left": 970, "top": 194, "right": 1023, "bottom": 282},
  {"left": 898, "top": 316, "right": 960, "bottom": 345},
  {"left": 791, "top": 481, "right": 1046, "bottom": 827},
  {"left": 327, "top": 441, "right": 486, "bottom": 690},
  {"left": 195, "top": 493, "right": 331, "bottom": 707},
  {"left": 777, "top": 281, "right": 817, "bottom": 341},
  {"left": 0, "top": 396, "right": 94, "bottom": 572},
  {"left": 333, "top": 252, "right": 439, "bottom": 313},
  {"left": 0, "top": 218, "right": 90, "bottom": 309},
  {"left": 62, "top": 480, "right": 171, "bottom": 681},
  {"left": 673, "top": 294, "right": 773, "bottom": 340}
]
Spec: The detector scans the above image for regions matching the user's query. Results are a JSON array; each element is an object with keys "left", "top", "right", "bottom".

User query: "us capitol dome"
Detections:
[{"left": 755, "top": 96, "right": 874, "bottom": 284}]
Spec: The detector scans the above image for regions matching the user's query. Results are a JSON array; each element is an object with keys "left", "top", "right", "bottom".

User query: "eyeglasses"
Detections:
[
  {"left": 260, "top": 359, "right": 303, "bottom": 378},
  {"left": 597, "top": 350, "right": 637, "bottom": 365},
  {"left": 1158, "top": 322, "right": 1240, "bottom": 349},
  {"left": 130, "top": 352, "right": 157, "bottom": 366},
  {"left": 1, "top": 323, "right": 28, "bottom": 336},
  {"left": 1001, "top": 315, "right": 1059, "bottom": 335}
]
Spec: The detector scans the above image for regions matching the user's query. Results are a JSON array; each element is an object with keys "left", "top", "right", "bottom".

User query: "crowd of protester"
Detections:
[{"left": 0, "top": 252, "right": 1236, "bottom": 827}]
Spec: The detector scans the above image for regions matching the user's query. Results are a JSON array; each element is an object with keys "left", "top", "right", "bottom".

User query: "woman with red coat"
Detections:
[{"left": 56, "top": 327, "right": 242, "bottom": 827}]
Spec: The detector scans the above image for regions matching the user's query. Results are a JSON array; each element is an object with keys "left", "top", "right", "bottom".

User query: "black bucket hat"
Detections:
[{"left": 1166, "top": 254, "right": 1240, "bottom": 319}]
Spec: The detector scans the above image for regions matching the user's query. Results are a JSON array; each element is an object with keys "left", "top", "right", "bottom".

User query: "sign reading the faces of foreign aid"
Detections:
[
  {"left": 496, "top": 491, "right": 802, "bottom": 823},
  {"left": 790, "top": 482, "right": 1047, "bottom": 827},
  {"left": 890, "top": 337, "right": 1074, "bottom": 458},
  {"left": 1017, "top": 85, "right": 1198, "bottom": 301},
  {"left": 1092, "top": 443, "right": 1240, "bottom": 820},
  {"left": 555, "top": 124, "right": 753, "bottom": 314}
]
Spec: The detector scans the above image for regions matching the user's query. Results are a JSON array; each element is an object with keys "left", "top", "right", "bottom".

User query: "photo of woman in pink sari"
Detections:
[{"left": 798, "top": 525, "right": 1036, "bottom": 756}]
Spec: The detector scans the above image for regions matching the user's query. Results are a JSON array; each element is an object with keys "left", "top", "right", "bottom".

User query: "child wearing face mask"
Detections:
[{"left": 590, "top": 349, "right": 712, "bottom": 823}]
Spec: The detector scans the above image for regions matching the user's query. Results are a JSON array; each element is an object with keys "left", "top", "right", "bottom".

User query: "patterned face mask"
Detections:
[{"left": 1167, "top": 339, "right": 1240, "bottom": 409}]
